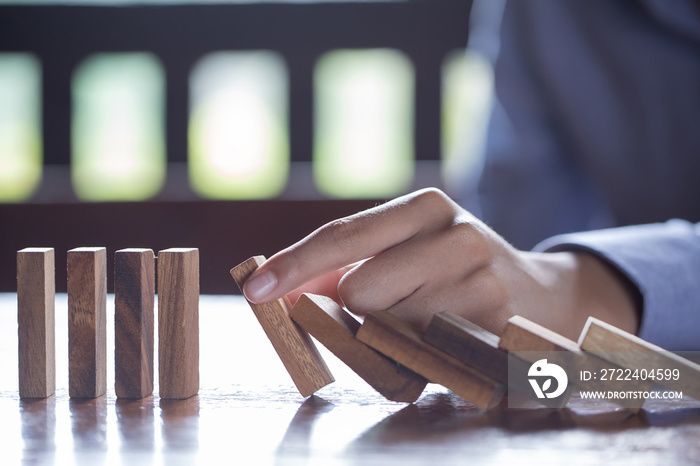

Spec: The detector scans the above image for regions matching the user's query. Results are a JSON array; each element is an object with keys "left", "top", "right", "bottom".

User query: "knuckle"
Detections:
[
  {"left": 468, "top": 268, "right": 509, "bottom": 317},
  {"left": 410, "top": 188, "right": 452, "bottom": 211},
  {"left": 481, "top": 269, "right": 509, "bottom": 306},
  {"left": 447, "top": 221, "right": 494, "bottom": 262},
  {"left": 323, "top": 218, "right": 362, "bottom": 255},
  {"left": 337, "top": 272, "right": 369, "bottom": 313},
  {"left": 272, "top": 249, "right": 303, "bottom": 284},
  {"left": 408, "top": 188, "right": 468, "bottom": 230}
]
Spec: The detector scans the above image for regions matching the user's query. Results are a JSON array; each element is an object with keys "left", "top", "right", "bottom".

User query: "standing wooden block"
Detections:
[
  {"left": 67, "top": 247, "right": 107, "bottom": 398},
  {"left": 290, "top": 293, "right": 427, "bottom": 402},
  {"left": 158, "top": 248, "right": 199, "bottom": 400},
  {"left": 580, "top": 317, "right": 700, "bottom": 402},
  {"left": 423, "top": 312, "right": 508, "bottom": 384},
  {"left": 17, "top": 248, "right": 56, "bottom": 399},
  {"left": 115, "top": 249, "right": 155, "bottom": 399},
  {"left": 356, "top": 310, "right": 506, "bottom": 410},
  {"left": 500, "top": 316, "right": 649, "bottom": 410},
  {"left": 230, "top": 257, "right": 334, "bottom": 397}
]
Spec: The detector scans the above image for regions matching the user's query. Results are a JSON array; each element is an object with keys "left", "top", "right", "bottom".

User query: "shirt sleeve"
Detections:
[
  {"left": 533, "top": 220, "right": 700, "bottom": 350},
  {"left": 470, "top": 0, "right": 616, "bottom": 251}
]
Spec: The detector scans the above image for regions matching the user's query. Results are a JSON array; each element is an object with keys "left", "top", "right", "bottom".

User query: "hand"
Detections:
[{"left": 243, "top": 188, "right": 640, "bottom": 340}]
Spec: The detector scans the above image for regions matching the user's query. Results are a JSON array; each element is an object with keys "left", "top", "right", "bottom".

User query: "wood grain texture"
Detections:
[
  {"left": 67, "top": 247, "right": 107, "bottom": 398},
  {"left": 230, "top": 257, "right": 334, "bottom": 397},
  {"left": 290, "top": 293, "right": 427, "bottom": 402},
  {"left": 356, "top": 310, "right": 506, "bottom": 410},
  {"left": 115, "top": 249, "right": 155, "bottom": 399},
  {"left": 17, "top": 248, "right": 56, "bottom": 399},
  {"left": 499, "top": 315, "right": 579, "bottom": 353},
  {"left": 158, "top": 248, "right": 199, "bottom": 400},
  {"left": 580, "top": 317, "right": 700, "bottom": 402},
  {"left": 423, "top": 312, "right": 508, "bottom": 384},
  {"left": 501, "top": 316, "right": 649, "bottom": 410}
]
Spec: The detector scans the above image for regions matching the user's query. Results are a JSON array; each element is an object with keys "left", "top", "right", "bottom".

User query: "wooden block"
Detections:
[
  {"left": 500, "top": 315, "right": 649, "bottom": 410},
  {"left": 67, "top": 247, "right": 107, "bottom": 399},
  {"left": 424, "top": 313, "right": 576, "bottom": 408},
  {"left": 580, "top": 317, "right": 700, "bottom": 402},
  {"left": 158, "top": 248, "right": 199, "bottom": 400},
  {"left": 356, "top": 310, "right": 506, "bottom": 410},
  {"left": 17, "top": 248, "right": 56, "bottom": 399},
  {"left": 290, "top": 293, "right": 427, "bottom": 402},
  {"left": 500, "top": 315, "right": 580, "bottom": 353},
  {"left": 423, "top": 312, "right": 508, "bottom": 384},
  {"left": 115, "top": 248, "right": 155, "bottom": 399},
  {"left": 230, "top": 257, "right": 334, "bottom": 397}
]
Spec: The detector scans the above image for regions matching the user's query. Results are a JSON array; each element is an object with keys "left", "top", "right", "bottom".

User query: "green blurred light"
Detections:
[
  {"left": 189, "top": 51, "right": 289, "bottom": 199},
  {"left": 314, "top": 49, "right": 414, "bottom": 199},
  {"left": 0, "top": 54, "right": 42, "bottom": 203},
  {"left": 441, "top": 49, "right": 493, "bottom": 191},
  {"left": 72, "top": 53, "right": 165, "bottom": 201}
]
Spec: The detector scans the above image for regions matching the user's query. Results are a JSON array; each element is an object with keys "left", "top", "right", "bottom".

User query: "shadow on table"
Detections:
[
  {"left": 348, "top": 391, "right": 700, "bottom": 438},
  {"left": 343, "top": 392, "right": 700, "bottom": 457},
  {"left": 273, "top": 391, "right": 700, "bottom": 463}
]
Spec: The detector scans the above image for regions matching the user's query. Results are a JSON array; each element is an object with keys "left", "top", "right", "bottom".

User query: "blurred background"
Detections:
[{"left": 0, "top": 0, "right": 494, "bottom": 293}]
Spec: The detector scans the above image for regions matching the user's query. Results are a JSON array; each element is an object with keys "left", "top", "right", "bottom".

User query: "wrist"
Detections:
[
  {"left": 515, "top": 250, "right": 641, "bottom": 341},
  {"left": 570, "top": 251, "right": 642, "bottom": 335}
]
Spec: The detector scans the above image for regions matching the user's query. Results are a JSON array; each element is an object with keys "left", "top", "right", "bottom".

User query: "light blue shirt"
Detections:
[{"left": 471, "top": 0, "right": 700, "bottom": 349}]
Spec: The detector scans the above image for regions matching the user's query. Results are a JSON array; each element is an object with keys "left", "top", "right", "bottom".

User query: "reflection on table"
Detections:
[{"left": 1, "top": 294, "right": 699, "bottom": 465}]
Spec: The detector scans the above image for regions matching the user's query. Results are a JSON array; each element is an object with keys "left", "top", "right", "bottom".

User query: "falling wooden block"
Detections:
[
  {"left": 67, "top": 247, "right": 107, "bottom": 399},
  {"left": 423, "top": 312, "right": 508, "bottom": 384},
  {"left": 158, "top": 248, "right": 199, "bottom": 400},
  {"left": 17, "top": 248, "right": 56, "bottom": 399},
  {"left": 356, "top": 310, "right": 506, "bottom": 410},
  {"left": 230, "top": 257, "right": 334, "bottom": 397},
  {"left": 115, "top": 248, "right": 155, "bottom": 399},
  {"left": 290, "top": 293, "right": 427, "bottom": 402},
  {"left": 500, "top": 315, "right": 649, "bottom": 410},
  {"left": 500, "top": 316, "right": 580, "bottom": 354},
  {"left": 580, "top": 317, "right": 700, "bottom": 402},
  {"left": 423, "top": 312, "right": 572, "bottom": 408}
]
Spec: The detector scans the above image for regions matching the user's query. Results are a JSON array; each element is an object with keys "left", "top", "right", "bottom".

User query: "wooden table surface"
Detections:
[{"left": 1, "top": 293, "right": 699, "bottom": 465}]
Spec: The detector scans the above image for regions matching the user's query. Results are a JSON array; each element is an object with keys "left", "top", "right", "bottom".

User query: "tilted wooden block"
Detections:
[
  {"left": 423, "top": 312, "right": 508, "bottom": 384},
  {"left": 158, "top": 248, "right": 200, "bottom": 400},
  {"left": 67, "top": 247, "right": 107, "bottom": 398},
  {"left": 290, "top": 293, "right": 427, "bottom": 402},
  {"left": 580, "top": 317, "right": 700, "bottom": 402},
  {"left": 500, "top": 315, "right": 580, "bottom": 353},
  {"left": 500, "top": 315, "right": 649, "bottom": 410},
  {"left": 356, "top": 310, "right": 506, "bottom": 410},
  {"left": 115, "top": 248, "right": 155, "bottom": 399},
  {"left": 424, "top": 312, "right": 575, "bottom": 408},
  {"left": 17, "top": 248, "right": 56, "bottom": 399},
  {"left": 230, "top": 257, "right": 334, "bottom": 397}
]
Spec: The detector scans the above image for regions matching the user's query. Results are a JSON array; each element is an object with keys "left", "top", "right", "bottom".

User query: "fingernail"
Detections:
[{"left": 244, "top": 270, "right": 277, "bottom": 302}]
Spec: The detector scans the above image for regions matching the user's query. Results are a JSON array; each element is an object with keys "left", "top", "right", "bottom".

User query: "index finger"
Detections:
[{"left": 242, "top": 188, "right": 459, "bottom": 303}]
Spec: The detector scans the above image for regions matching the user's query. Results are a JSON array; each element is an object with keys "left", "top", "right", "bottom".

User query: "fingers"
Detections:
[
  {"left": 384, "top": 267, "right": 510, "bottom": 332},
  {"left": 243, "top": 188, "right": 459, "bottom": 303},
  {"left": 336, "top": 221, "right": 501, "bottom": 325},
  {"left": 334, "top": 225, "right": 475, "bottom": 313},
  {"left": 286, "top": 264, "right": 356, "bottom": 305}
]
